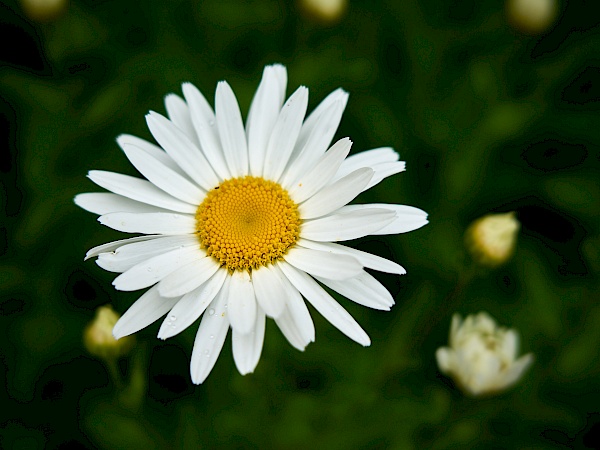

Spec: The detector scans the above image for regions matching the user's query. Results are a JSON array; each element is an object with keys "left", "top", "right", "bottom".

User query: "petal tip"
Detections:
[
  {"left": 181, "top": 82, "right": 198, "bottom": 96},
  {"left": 216, "top": 80, "right": 230, "bottom": 90},
  {"left": 146, "top": 110, "right": 160, "bottom": 121},
  {"left": 115, "top": 133, "right": 129, "bottom": 144},
  {"left": 112, "top": 328, "right": 125, "bottom": 340},
  {"left": 157, "top": 331, "right": 168, "bottom": 341}
]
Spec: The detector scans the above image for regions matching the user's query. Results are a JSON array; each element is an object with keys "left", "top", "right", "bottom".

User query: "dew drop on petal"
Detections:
[{"left": 208, "top": 308, "right": 215, "bottom": 316}]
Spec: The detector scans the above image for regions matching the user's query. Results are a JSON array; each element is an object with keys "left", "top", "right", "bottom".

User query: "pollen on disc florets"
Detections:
[{"left": 196, "top": 176, "right": 301, "bottom": 272}]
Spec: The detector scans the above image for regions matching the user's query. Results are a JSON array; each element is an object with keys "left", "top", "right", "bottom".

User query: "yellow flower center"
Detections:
[{"left": 196, "top": 176, "right": 301, "bottom": 271}]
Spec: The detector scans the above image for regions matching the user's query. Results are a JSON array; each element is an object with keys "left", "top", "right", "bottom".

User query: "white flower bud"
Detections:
[
  {"left": 436, "top": 312, "right": 534, "bottom": 396},
  {"left": 300, "top": 0, "right": 347, "bottom": 23},
  {"left": 506, "top": 0, "right": 558, "bottom": 35},
  {"left": 84, "top": 305, "right": 134, "bottom": 360},
  {"left": 465, "top": 212, "right": 520, "bottom": 267}
]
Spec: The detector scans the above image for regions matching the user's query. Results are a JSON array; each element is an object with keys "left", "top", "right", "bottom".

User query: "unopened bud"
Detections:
[
  {"left": 506, "top": 0, "right": 558, "bottom": 35},
  {"left": 19, "top": 0, "right": 68, "bottom": 22},
  {"left": 84, "top": 305, "right": 134, "bottom": 360},
  {"left": 436, "top": 312, "right": 534, "bottom": 396},
  {"left": 299, "top": 0, "right": 347, "bottom": 23},
  {"left": 465, "top": 212, "right": 519, "bottom": 267}
]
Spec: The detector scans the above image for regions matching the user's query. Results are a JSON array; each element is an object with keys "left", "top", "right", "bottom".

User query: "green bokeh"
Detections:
[{"left": 1, "top": 0, "right": 599, "bottom": 448}]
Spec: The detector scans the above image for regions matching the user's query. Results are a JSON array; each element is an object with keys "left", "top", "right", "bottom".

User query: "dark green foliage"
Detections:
[{"left": 1, "top": 0, "right": 598, "bottom": 448}]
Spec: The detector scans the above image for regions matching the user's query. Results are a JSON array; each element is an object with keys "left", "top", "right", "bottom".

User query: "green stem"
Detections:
[{"left": 105, "top": 357, "right": 125, "bottom": 391}]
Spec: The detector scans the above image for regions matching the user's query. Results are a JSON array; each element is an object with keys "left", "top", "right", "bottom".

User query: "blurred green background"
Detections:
[{"left": 1, "top": 0, "right": 599, "bottom": 448}]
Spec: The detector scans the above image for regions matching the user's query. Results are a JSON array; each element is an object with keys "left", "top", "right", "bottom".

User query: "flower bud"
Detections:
[
  {"left": 19, "top": 0, "right": 69, "bottom": 22},
  {"left": 465, "top": 212, "right": 519, "bottom": 267},
  {"left": 299, "top": 0, "right": 347, "bottom": 23},
  {"left": 84, "top": 305, "right": 134, "bottom": 360},
  {"left": 506, "top": 0, "right": 558, "bottom": 35},
  {"left": 436, "top": 312, "right": 534, "bottom": 396}
]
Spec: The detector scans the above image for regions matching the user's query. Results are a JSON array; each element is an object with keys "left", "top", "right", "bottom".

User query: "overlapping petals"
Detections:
[{"left": 76, "top": 64, "right": 428, "bottom": 384}]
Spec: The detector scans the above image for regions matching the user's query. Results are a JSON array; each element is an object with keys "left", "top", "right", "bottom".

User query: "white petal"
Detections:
[
  {"left": 251, "top": 264, "right": 286, "bottom": 318},
  {"left": 157, "top": 268, "right": 227, "bottom": 339},
  {"left": 121, "top": 143, "right": 205, "bottom": 205},
  {"left": 215, "top": 81, "right": 248, "bottom": 177},
  {"left": 274, "top": 307, "right": 309, "bottom": 351},
  {"left": 113, "top": 285, "right": 179, "bottom": 339},
  {"left": 227, "top": 270, "right": 257, "bottom": 335},
  {"left": 502, "top": 330, "right": 519, "bottom": 361},
  {"left": 98, "top": 212, "right": 196, "bottom": 235},
  {"left": 190, "top": 278, "right": 230, "bottom": 384},
  {"left": 340, "top": 204, "right": 429, "bottom": 234},
  {"left": 273, "top": 263, "right": 315, "bottom": 344},
  {"left": 279, "top": 262, "right": 370, "bottom": 346},
  {"left": 449, "top": 313, "right": 462, "bottom": 345},
  {"left": 247, "top": 64, "right": 287, "bottom": 176},
  {"left": 300, "top": 208, "right": 396, "bottom": 242},
  {"left": 281, "top": 100, "right": 348, "bottom": 189},
  {"left": 297, "top": 238, "right": 406, "bottom": 275},
  {"left": 271, "top": 64, "right": 288, "bottom": 102},
  {"left": 182, "top": 82, "right": 231, "bottom": 181},
  {"left": 315, "top": 271, "right": 394, "bottom": 311},
  {"left": 351, "top": 203, "right": 428, "bottom": 217},
  {"left": 232, "top": 306, "right": 266, "bottom": 375},
  {"left": 294, "top": 88, "right": 348, "bottom": 159},
  {"left": 286, "top": 137, "right": 352, "bottom": 202},
  {"left": 164, "top": 93, "right": 200, "bottom": 146},
  {"left": 262, "top": 86, "right": 309, "bottom": 181},
  {"left": 102, "top": 235, "right": 198, "bottom": 257},
  {"left": 117, "top": 134, "right": 188, "bottom": 178},
  {"left": 333, "top": 147, "right": 398, "bottom": 181},
  {"left": 88, "top": 170, "right": 196, "bottom": 214},
  {"left": 146, "top": 111, "right": 219, "bottom": 190},
  {"left": 97, "top": 235, "right": 199, "bottom": 273},
  {"left": 435, "top": 347, "right": 454, "bottom": 373},
  {"left": 364, "top": 161, "right": 406, "bottom": 190},
  {"left": 298, "top": 168, "right": 373, "bottom": 219},
  {"left": 84, "top": 235, "right": 163, "bottom": 261},
  {"left": 502, "top": 354, "right": 534, "bottom": 387},
  {"left": 75, "top": 193, "right": 169, "bottom": 215},
  {"left": 158, "top": 255, "right": 221, "bottom": 297},
  {"left": 283, "top": 246, "right": 362, "bottom": 280},
  {"left": 112, "top": 246, "right": 203, "bottom": 291}
]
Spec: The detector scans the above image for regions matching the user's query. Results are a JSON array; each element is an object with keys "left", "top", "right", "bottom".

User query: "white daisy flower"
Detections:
[{"left": 76, "top": 64, "right": 428, "bottom": 384}]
